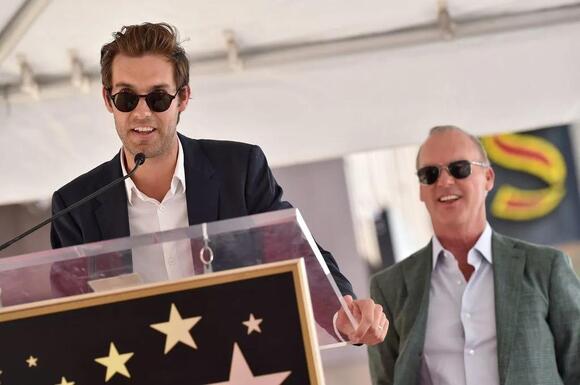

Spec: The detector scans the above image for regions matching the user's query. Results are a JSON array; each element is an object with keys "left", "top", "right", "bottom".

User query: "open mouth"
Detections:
[
  {"left": 438, "top": 194, "right": 460, "bottom": 203},
  {"left": 131, "top": 127, "right": 156, "bottom": 135}
]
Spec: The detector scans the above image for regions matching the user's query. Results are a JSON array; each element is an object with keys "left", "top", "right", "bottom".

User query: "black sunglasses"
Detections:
[
  {"left": 108, "top": 88, "right": 182, "bottom": 113},
  {"left": 417, "top": 160, "right": 488, "bottom": 185}
]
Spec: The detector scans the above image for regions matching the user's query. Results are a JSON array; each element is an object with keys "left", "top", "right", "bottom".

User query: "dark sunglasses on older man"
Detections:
[
  {"left": 417, "top": 160, "right": 488, "bottom": 185},
  {"left": 108, "top": 88, "right": 182, "bottom": 113}
]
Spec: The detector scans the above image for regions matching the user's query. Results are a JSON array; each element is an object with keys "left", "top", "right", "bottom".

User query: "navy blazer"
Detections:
[{"left": 50, "top": 133, "right": 354, "bottom": 298}]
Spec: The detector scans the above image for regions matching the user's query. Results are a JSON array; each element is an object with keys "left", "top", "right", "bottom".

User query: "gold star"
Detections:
[
  {"left": 26, "top": 355, "right": 38, "bottom": 367},
  {"left": 55, "top": 377, "right": 75, "bottom": 385},
  {"left": 206, "top": 343, "right": 291, "bottom": 384},
  {"left": 242, "top": 313, "right": 263, "bottom": 335},
  {"left": 94, "top": 342, "right": 134, "bottom": 382},
  {"left": 150, "top": 303, "right": 202, "bottom": 354}
]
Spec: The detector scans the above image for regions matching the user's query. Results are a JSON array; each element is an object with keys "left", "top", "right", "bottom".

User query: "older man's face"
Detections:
[{"left": 418, "top": 130, "right": 494, "bottom": 233}]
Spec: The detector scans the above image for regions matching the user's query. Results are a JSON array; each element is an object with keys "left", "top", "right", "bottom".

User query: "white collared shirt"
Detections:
[
  {"left": 420, "top": 224, "right": 499, "bottom": 385},
  {"left": 120, "top": 140, "right": 193, "bottom": 283}
]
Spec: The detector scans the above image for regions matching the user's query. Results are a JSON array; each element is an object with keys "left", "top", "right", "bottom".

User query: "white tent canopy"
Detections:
[{"left": 1, "top": 0, "right": 580, "bottom": 204}]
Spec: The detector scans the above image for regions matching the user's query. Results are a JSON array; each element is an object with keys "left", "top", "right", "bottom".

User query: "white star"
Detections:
[
  {"left": 205, "top": 343, "right": 291, "bottom": 384},
  {"left": 94, "top": 342, "right": 134, "bottom": 382},
  {"left": 242, "top": 313, "right": 263, "bottom": 335},
  {"left": 26, "top": 355, "right": 38, "bottom": 367},
  {"left": 150, "top": 303, "right": 202, "bottom": 354}
]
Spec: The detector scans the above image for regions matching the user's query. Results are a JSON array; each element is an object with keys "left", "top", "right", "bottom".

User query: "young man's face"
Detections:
[
  {"left": 103, "top": 53, "right": 190, "bottom": 160},
  {"left": 418, "top": 130, "right": 495, "bottom": 233}
]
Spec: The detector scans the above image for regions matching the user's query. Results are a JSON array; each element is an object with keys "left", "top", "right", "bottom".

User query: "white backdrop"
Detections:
[{"left": 1, "top": 1, "right": 580, "bottom": 205}]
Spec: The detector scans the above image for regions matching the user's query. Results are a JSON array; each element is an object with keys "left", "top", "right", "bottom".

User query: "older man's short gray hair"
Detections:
[{"left": 415, "top": 125, "right": 490, "bottom": 169}]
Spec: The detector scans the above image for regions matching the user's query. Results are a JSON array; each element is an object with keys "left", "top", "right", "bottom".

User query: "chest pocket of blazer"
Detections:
[{"left": 517, "top": 291, "right": 548, "bottom": 316}]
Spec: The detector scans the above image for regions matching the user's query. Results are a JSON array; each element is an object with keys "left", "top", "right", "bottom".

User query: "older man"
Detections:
[{"left": 368, "top": 125, "right": 580, "bottom": 385}]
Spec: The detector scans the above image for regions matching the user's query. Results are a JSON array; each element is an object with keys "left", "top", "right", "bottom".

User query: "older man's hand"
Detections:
[{"left": 335, "top": 295, "right": 388, "bottom": 345}]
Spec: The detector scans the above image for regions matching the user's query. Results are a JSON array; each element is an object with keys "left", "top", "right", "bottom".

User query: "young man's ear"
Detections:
[
  {"left": 102, "top": 87, "right": 114, "bottom": 113},
  {"left": 177, "top": 85, "right": 191, "bottom": 112}
]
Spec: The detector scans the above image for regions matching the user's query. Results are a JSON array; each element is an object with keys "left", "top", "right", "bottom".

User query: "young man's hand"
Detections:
[{"left": 335, "top": 295, "right": 388, "bottom": 345}]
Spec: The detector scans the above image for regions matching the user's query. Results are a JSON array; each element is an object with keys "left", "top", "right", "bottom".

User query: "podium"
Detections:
[{"left": 0, "top": 209, "right": 356, "bottom": 384}]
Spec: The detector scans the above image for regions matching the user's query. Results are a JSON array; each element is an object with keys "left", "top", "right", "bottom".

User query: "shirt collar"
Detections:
[
  {"left": 120, "top": 138, "right": 186, "bottom": 206},
  {"left": 431, "top": 223, "right": 493, "bottom": 271}
]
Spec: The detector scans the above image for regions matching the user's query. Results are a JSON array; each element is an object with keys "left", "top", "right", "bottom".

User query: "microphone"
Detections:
[{"left": 0, "top": 153, "right": 146, "bottom": 253}]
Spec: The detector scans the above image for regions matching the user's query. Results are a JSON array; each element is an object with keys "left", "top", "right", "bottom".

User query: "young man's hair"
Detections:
[{"left": 100, "top": 22, "right": 189, "bottom": 90}]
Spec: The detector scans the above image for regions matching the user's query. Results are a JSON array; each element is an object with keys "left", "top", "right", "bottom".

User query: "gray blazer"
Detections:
[{"left": 368, "top": 232, "right": 580, "bottom": 385}]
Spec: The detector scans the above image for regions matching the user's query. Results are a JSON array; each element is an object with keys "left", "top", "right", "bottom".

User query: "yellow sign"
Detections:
[{"left": 482, "top": 133, "right": 567, "bottom": 220}]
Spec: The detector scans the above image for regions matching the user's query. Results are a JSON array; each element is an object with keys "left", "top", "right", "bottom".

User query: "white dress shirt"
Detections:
[
  {"left": 120, "top": 141, "right": 193, "bottom": 283},
  {"left": 420, "top": 224, "right": 500, "bottom": 385}
]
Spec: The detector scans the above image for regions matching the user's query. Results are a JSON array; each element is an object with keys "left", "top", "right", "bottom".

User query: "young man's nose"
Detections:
[{"left": 132, "top": 97, "right": 153, "bottom": 117}]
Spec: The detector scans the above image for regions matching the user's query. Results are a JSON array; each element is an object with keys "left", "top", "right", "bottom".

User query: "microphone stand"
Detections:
[{"left": 0, "top": 153, "right": 146, "bottom": 253}]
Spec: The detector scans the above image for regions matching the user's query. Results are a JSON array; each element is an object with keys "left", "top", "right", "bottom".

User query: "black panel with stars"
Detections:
[{"left": 0, "top": 262, "right": 318, "bottom": 384}]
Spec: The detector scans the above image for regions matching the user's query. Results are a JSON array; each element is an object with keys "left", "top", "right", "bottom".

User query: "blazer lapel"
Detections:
[
  {"left": 179, "top": 134, "right": 220, "bottom": 225},
  {"left": 94, "top": 153, "right": 130, "bottom": 241},
  {"left": 399, "top": 243, "right": 433, "bottom": 384},
  {"left": 402, "top": 244, "right": 433, "bottom": 332},
  {"left": 89, "top": 154, "right": 131, "bottom": 278},
  {"left": 492, "top": 232, "right": 525, "bottom": 385}
]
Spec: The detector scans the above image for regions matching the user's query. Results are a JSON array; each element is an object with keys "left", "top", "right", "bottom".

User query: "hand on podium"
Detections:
[{"left": 335, "top": 295, "right": 388, "bottom": 345}]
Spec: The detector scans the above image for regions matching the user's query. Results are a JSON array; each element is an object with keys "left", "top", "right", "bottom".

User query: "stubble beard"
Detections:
[
  {"left": 117, "top": 120, "right": 177, "bottom": 160},
  {"left": 123, "top": 133, "right": 174, "bottom": 160}
]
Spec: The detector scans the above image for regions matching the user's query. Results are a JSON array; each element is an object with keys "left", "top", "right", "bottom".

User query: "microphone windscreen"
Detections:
[{"left": 134, "top": 153, "right": 146, "bottom": 166}]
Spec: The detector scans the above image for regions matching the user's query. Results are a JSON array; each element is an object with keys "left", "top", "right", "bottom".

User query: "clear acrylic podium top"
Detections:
[{"left": 0, "top": 208, "right": 356, "bottom": 347}]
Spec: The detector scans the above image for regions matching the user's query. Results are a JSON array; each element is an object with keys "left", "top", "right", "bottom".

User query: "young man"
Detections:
[
  {"left": 368, "top": 125, "right": 580, "bottom": 384},
  {"left": 50, "top": 22, "right": 387, "bottom": 345}
]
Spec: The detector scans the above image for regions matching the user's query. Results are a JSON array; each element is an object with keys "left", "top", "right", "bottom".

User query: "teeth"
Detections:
[
  {"left": 439, "top": 195, "right": 459, "bottom": 202},
  {"left": 133, "top": 127, "right": 154, "bottom": 132}
]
